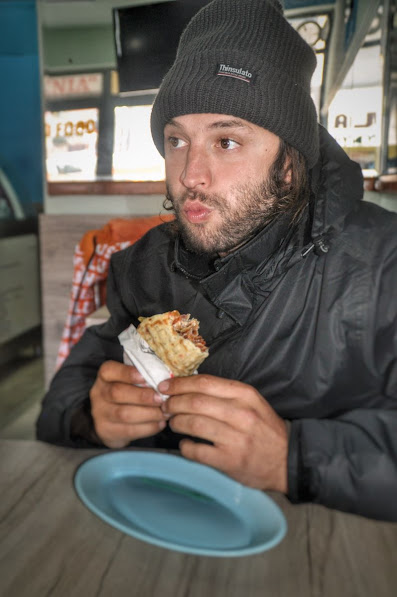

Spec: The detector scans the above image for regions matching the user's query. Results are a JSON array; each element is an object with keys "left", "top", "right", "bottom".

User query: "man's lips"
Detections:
[{"left": 183, "top": 200, "right": 213, "bottom": 223}]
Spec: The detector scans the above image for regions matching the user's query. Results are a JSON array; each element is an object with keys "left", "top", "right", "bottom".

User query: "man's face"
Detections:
[{"left": 164, "top": 113, "right": 286, "bottom": 255}]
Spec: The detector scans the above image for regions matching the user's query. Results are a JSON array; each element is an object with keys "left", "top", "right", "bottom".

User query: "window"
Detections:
[
  {"left": 327, "top": 10, "right": 383, "bottom": 176},
  {"left": 112, "top": 105, "right": 165, "bottom": 181},
  {"left": 45, "top": 108, "right": 99, "bottom": 181},
  {"left": 290, "top": 14, "right": 331, "bottom": 116}
]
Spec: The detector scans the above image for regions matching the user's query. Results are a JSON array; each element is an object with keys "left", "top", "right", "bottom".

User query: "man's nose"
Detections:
[{"left": 180, "top": 147, "right": 212, "bottom": 190}]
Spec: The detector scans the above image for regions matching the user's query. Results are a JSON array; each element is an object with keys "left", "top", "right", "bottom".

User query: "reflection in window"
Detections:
[
  {"left": 290, "top": 14, "right": 329, "bottom": 115},
  {"left": 311, "top": 52, "right": 325, "bottom": 116},
  {"left": 387, "top": 88, "right": 397, "bottom": 173},
  {"left": 0, "top": 197, "right": 13, "bottom": 220},
  {"left": 112, "top": 105, "right": 165, "bottom": 181},
  {"left": 45, "top": 108, "right": 99, "bottom": 181},
  {"left": 385, "top": 6, "right": 397, "bottom": 175},
  {"left": 328, "top": 84, "right": 382, "bottom": 176},
  {"left": 327, "top": 16, "right": 383, "bottom": 177}
]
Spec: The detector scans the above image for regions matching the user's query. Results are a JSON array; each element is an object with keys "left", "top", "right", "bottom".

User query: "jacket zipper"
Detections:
[{"left": 301, "top": 235, "right": 330, "bottom": 257}]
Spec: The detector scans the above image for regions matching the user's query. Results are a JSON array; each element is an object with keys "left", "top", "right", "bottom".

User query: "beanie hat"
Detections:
[{"left": 150, "top": 0, "right": 319, "bottom": 168}]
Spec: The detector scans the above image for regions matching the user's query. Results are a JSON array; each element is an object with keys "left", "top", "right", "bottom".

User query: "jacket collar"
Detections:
[{"left": 174, "top": 213, "right": 304, "bottom": 325}]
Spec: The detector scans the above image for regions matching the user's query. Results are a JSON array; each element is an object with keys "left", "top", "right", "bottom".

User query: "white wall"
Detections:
[{"left": 45, "top": 194, "right": 165, "bottom": 215}]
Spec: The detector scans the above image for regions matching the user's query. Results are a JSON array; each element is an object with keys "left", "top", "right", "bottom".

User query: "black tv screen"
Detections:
[{"left": 113, "top": 0, "right": 212, "bottom": 94}]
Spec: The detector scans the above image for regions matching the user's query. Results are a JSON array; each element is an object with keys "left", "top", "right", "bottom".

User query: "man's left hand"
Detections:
[{"left": 158, "top": 374, "right": 288, "bottom": 493}]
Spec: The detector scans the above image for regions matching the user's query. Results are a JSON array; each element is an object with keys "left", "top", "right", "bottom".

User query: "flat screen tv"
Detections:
[{"left": 113, "top": 0, "right": 212, "bottom": 94}]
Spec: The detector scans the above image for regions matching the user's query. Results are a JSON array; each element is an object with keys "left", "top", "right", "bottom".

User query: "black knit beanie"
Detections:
[{"left": 150, "top": 0, "right": 319, "bottom": 168}]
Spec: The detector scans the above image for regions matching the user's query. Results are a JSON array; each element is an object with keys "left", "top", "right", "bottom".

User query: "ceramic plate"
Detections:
[{"left": 74, "top": 451, "right": 287, "bottom": 557}]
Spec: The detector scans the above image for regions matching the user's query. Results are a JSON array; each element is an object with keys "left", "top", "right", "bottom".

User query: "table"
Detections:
[{"left": 1, "top": 439, "right": 397, "bottom": 597}]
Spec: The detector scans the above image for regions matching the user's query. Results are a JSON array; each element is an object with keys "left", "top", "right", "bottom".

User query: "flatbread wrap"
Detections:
[{"left": 137, "top": 310, "right": 209, "bottom": 377}]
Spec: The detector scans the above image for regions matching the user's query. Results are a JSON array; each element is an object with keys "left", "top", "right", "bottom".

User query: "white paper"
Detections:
[{"left": 118, "top": 323, "right": 173, "bottom": 400}]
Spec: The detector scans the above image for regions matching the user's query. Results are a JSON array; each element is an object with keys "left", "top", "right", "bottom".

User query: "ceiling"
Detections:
[{"left": 39, "top": 0, "right": 334, "bottom": 28}]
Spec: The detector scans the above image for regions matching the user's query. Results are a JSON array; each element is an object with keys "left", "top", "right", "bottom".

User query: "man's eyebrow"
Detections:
[
  {"left": 165, "top": 118, "right": 182, "bottom": 128},
  {"left": 164, "top": 118, "right": 253, "bottom": 131},
  {"left": 208, "top": 119, "right": 252, "bottom": 130}
]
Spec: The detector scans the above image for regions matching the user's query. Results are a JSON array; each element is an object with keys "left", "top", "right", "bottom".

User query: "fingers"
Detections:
[
  {"left": 94, "top": 419, "right": 167, "bottom": 450},
  {"left": 98, "top": 400, "right": 165, "bottom": 427},
  {"left": 92, "top": 361, "right": 162, "bottom": 406},
  {"left": 158, "top": 374, "right": 258, "bottom": 402},
  {"left": 178, "top": 439, "right": 237, "bottom": 476},
  {"left": 89, "top": 360, "right": 167, "bottom": 448},
  {"left": 160, "top": 374, "right": 278, "bottom": 428},
  {"left": 91, "top": 388, "right": 166, "bottom": 448},
  {"left": 162, "top": 387, "right": 263, "bottom": 434},
  {"left": 169, "top": 412, "right": 234, "bottom": 446},
  {"left": 179, "top": 439, "right": 218, "bottom": 469},
  {"left": 98, "top": 360, "right": 146, "bottom": 386},
  {"left": 96, "top": 379, "right": 162, "bottom": 406}
]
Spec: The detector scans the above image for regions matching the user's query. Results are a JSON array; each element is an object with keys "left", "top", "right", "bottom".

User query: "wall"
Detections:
[
  {"left": 0, "top": 0, "right": 44, "bottom": 216},
  {"left": 45, "top": 194, "right": 165, "bottom": 216},
  {"left": 42, "top": 25, "right": 116, "bottom": 72}
]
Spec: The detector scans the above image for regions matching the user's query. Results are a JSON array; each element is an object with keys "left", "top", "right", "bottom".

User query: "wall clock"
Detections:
[{"left": 297, "top": 20, "right": 322, "bottom": 47}]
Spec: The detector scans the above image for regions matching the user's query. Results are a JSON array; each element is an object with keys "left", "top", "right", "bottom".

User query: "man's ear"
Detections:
[{"left": 284, "top": 161, "right": 292, "bottom": 185}]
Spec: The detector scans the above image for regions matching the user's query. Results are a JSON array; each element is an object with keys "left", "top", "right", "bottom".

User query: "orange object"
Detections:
[{"left": 56, "top": 215, "right": 173, "bottom": 369}]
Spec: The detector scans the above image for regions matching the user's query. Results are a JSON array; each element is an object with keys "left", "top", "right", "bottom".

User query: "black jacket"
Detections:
[{"left": 37, "top": 128, "right": 397, "bottom": 521}]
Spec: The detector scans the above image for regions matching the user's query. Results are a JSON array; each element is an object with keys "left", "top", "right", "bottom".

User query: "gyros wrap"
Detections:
[
  {"left": 137, "top": 310, "right": 209, "bottom": 377},
  {"left": 118, "top": 311, "right": 208, "bottom": 399}
]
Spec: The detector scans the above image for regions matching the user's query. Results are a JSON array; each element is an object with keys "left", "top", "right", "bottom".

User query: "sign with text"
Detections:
[
  {"left": 45, "top": 108, "right": 98, "bottom": 181},
  {"left": 44, "top": 73, "right": 103, "bottom": 100},
  {"left": 328, "top": 86, "right": 382, "bottom": 174}
]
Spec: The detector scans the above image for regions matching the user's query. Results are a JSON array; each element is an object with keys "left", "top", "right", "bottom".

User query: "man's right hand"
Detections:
[{"left": 90, "top": 360, "right": 167, "bottom": 449}]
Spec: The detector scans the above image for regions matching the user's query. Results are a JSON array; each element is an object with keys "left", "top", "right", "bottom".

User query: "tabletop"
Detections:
[{"left": 1, "top": 439, "right": 397, "bottom": 597}]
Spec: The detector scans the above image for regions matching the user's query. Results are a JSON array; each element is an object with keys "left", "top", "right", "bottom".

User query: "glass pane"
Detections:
[
  {"left": 311, "top": 52, "right": 325, "bottom": 116},
  {"left": 289, "top": 14, "right": 329, "bottom": 115},
  {"left": 387, "top": 86, "right": 397, "bottom": 174},
  {"left": 45, "top": 108, "right": 99, "bottom": 181},
  {"left": 0, "top": 196, "right": 13, "bottom": 220},
  {"left": 112, "top": 105, "right": 165, "bottom": 181},
  {"left": 386, "top": 7, "right": 397, "bottom": 175},
  {"left": 328, "top": 43, "right": 383, "bottom": 177}
]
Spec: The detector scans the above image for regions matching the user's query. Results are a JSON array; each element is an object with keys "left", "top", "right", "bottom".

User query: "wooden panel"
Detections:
[
  {"left": 376, "top": 174, "right": 397, "bottom": 193},
  {"left": 39, "top": 214, "right": 121, "bottom": 387},
  {"left": 1, "top": 440, "right": 397, "bottom": 597},
  {"left": 47, "top": 180, "right": 166, "bottom": 195}
]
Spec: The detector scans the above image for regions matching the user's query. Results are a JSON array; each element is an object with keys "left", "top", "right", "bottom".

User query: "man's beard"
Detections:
[{"left": 165, "top": 176, "right": 295, "bottom": 256}]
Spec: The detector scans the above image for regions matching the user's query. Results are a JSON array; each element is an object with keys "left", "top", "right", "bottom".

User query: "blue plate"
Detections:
[{"left": 74, "top": 451, "right": 287, "bottom": 557}]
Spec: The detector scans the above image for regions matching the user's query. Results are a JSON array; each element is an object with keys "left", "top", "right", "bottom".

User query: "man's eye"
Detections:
[
  {"left": 219, "top": 138, "right": 239, "bottom": 150},
  {"left": 168, "top": 136, "right": 185, "bottom": 148}
]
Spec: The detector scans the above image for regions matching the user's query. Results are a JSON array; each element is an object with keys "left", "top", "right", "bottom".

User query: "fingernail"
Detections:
[
  {"left": 158, "top": 380, "right": 169, "bottom": 393},
  {"left": 153, "top": 393, "right": 164, "bottom": 404}
]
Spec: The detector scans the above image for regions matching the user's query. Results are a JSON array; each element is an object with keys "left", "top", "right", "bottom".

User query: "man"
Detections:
[{"left": 37, "top": 0, "right": 397, "bottom": 521}]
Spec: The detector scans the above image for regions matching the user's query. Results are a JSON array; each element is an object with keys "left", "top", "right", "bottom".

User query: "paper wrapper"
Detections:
[{"left": 118, "top": 323, "right": 174, "bottom": 400}]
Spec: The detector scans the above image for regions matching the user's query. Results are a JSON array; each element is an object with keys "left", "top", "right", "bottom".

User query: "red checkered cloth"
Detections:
[{"left": 56, "top": 215, "right": 172, "bottom": 369}]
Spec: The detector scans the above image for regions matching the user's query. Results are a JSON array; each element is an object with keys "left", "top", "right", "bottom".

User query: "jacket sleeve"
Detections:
[
  {"left": 36, "top": 252, "right": 134, "bottom": 448},
  {"left": 287, "top": 235, "right": 397, "bottom": 521},
  {"left": 36, "top": 323, "right": 123, "bottom": 447}
]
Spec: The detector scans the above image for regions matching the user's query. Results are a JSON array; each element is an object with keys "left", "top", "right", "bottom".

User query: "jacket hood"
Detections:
[{"left": 310, "top": 125, "right": 364, "bottom": 242}]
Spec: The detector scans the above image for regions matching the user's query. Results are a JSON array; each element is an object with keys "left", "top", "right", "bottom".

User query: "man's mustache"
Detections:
[{"left": 166, "top": 190, "right": 222, "bottom": 208}]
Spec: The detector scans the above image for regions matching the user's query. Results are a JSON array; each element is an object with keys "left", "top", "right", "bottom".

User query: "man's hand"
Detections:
[
  {"left": 159, "top": 374, "right": 288, "bottom": 493},
  {"left": 90, "top": 361, "right": 167, "bottom": 449}
]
